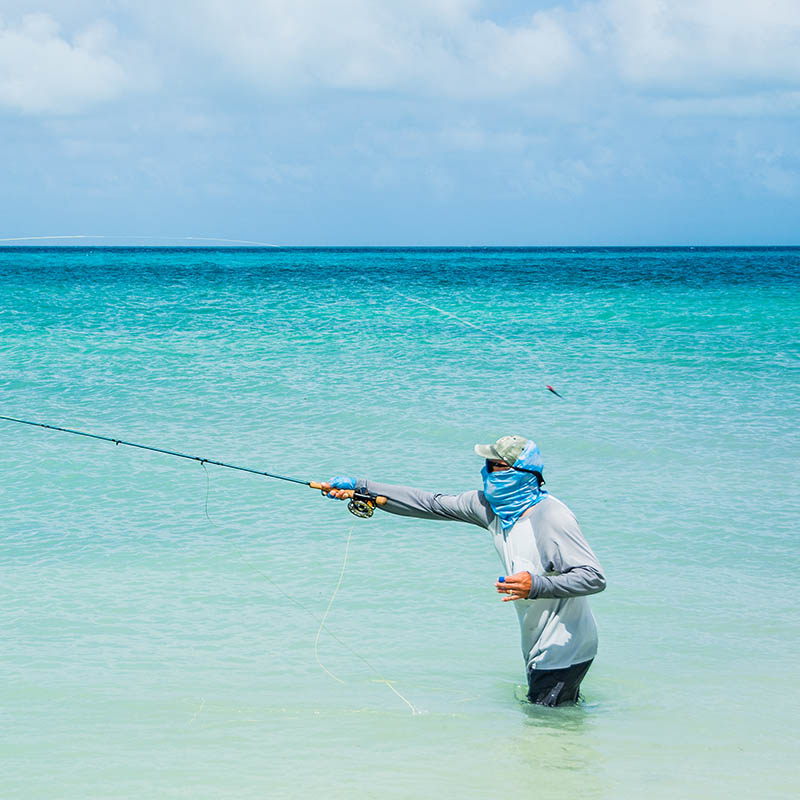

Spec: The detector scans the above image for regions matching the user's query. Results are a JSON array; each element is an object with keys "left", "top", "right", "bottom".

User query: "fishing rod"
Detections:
[{"left": 0, "top": 414, "right": 386, "bottom": 518}]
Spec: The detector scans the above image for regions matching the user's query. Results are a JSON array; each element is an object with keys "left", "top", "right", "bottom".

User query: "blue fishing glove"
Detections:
[{"left": 326, "top": 476, "right": 356, "bottom": 499}]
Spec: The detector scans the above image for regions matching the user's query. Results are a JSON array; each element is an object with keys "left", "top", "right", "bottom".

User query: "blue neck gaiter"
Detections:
[{"left": 481, "top": 441, "right": 548, "bottom": 530}]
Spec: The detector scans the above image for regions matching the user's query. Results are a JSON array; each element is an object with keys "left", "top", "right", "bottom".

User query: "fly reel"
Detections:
[{"left": 347, "top": 491, "right": 377, "bottom": 518}]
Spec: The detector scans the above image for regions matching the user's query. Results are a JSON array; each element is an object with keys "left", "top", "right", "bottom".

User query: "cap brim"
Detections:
[{"left": 474, "top": 444, "right": 499, "bottom": 459}]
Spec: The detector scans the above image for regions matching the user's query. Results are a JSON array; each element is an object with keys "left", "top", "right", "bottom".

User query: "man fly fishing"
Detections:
[
  {"left": 321, "top": 435, "right": 606, "bottom": 706},
  {"left": 0, "top": 416, "right": 604, "bottom": 705}
]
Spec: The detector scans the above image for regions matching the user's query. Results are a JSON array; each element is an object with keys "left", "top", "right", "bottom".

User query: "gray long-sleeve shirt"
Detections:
[{"left": 360, "top": 479, "right": 606, "bottom": 671}]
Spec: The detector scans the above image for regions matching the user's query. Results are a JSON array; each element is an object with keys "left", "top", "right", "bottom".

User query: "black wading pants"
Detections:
[{"left": 527, "top": 659, "right": 594, "bottom": 706}]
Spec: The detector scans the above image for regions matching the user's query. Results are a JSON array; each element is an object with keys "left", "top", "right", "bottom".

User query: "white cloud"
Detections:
[
  {"left": 0, "top": 13, "right": 152, "bottom": 114},
  {"left": 132, "top": 0, "right": 800, "bottom": 104},
  {"left": 2, "top": 1, "right": 800, "bottom": 114},
  {"left": 134, "top": 0, "right": 579, "bottom": 98},
  {"left": 602, "top": 0, "right": 800, "bottom": 93}
]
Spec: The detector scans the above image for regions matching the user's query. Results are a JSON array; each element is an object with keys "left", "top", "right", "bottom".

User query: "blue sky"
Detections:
[{"left": 1, "top": 0, "right": 798, "bottom": 245}]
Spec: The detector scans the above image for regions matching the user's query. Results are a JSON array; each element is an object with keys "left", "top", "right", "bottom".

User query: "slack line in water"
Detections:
[
  {"left": 0, "top": 414, "right": 387, "bottom": 518},
  {"left": 198, "top": 465, "right": 420, "bottom": 715}
]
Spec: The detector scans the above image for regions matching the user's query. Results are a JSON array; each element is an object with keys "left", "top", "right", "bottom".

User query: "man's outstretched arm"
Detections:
[{"left": 322, "top": 477, "right": 494, "bottom": 528}]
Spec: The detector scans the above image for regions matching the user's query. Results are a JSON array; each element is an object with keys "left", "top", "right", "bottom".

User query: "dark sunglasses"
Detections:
[{"left": 485, "top": 459, "right": 545, "bottom": 485}]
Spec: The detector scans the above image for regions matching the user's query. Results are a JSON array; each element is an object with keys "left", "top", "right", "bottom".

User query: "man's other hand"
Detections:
[{"left": 495, "top": 571, "right": 532, "bottom": 601}]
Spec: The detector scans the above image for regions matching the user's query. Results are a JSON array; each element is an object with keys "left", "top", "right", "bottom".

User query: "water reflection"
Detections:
[{"left": 503, "top": 684, "right": 609, "bottom": 798}]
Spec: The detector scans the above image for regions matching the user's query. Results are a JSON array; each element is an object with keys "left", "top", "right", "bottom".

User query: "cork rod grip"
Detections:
[{"left": 308, "top": 482, "right": 388, "bottom": 506}]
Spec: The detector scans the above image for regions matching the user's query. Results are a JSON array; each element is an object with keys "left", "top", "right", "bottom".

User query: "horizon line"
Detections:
[{"left": 1, "top": 243, "right": 798, "bottom": 249}]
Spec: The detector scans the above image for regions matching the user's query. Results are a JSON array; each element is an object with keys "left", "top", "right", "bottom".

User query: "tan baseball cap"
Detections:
[{"left": 474, "top": 435, "right": 529, "bottom": 466}]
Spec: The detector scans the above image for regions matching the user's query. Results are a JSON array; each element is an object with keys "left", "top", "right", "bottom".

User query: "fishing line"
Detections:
[
  {"left": 313, "top": 522, "right": 354, "bottom": 684},
  {"left": 397, "top": 292, "right": 564, "bottom": 398},
  {"left": 0, "top": 234, "right": 280, "bottom": 247},
  {"left": 200, "top": 462, "right": 419, "bottom": 714},
  {"left": 188, "top": 697, "right": 206, "bottom": 726}
]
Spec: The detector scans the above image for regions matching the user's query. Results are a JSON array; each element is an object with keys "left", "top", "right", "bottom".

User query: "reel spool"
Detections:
[{"left": 347, "top": 491, "right": 376, "bottom": 518}]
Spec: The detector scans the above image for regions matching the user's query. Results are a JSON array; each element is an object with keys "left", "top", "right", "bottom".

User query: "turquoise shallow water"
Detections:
[{"left": 1, "top": 247, "right": 799, "bottom": 799}]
